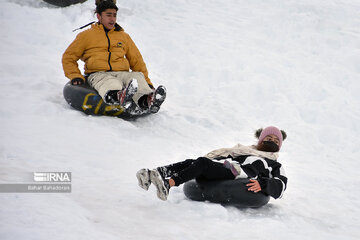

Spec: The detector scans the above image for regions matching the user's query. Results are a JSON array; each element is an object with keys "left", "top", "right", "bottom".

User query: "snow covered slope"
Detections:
[{"left": 0, "top": 0, "right": 359, "bottom": 239}]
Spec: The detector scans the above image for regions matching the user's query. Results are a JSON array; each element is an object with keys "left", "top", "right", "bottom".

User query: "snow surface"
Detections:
[{"left": 1, "top": 0, "right": 360, "bottom": 239}]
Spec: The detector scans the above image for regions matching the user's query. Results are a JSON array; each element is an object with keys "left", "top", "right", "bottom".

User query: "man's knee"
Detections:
[
  {"left": 131, "top": 72, "right": 145, "bottom": 81},
  {"left": 88, "top": 72, "right": 113, "bottom": 86}
]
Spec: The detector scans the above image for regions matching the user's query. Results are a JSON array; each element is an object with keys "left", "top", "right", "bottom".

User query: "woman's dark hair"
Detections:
[{"left": 95, "top": 0, "right": 118, "bottom": 14}]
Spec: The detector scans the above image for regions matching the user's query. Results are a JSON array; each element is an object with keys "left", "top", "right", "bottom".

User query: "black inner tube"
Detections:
[
  {"left": 183, "top": 178, "right": 270, "bottom": 208},
  {"left": 43, "top": 0, "right": 87, "bottom": 7}
]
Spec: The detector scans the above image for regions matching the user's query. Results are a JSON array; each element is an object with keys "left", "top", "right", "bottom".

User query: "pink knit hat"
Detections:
[{"left": 258, "top": 126, "right": 283, "bottom": 148}]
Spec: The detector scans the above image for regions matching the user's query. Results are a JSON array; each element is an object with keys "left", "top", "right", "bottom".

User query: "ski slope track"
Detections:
[{"left": 0, "top": 0, "right": 359, "bottom": 239}]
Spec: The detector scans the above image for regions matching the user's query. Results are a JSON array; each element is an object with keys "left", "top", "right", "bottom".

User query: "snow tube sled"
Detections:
[
  {"left": 63, "top": 82, "right": 149, "bottom": 120},
  {"left": 43, "top": 0, "right": 87, "bottom": 7},
  {"left": 183, "top": 178, "right": 270, "bottom": 208}
]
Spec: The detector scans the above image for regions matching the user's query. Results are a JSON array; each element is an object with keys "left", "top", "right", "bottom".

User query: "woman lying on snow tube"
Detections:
[{"left": 136, "top": 126, "right": 288, "bottom": 208}]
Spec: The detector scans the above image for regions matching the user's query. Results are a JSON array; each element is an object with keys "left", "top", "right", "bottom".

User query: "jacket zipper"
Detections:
[{"left": 105, "top": 31, "right": 112, "bottom": 71}]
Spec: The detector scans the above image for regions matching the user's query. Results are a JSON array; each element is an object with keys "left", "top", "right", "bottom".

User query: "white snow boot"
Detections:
[
  {"left": 150, "top": 169, "right": 170, "bottom": 201},
  {"left": 136, "top": 168, "right": 151, "bottom": 191}
]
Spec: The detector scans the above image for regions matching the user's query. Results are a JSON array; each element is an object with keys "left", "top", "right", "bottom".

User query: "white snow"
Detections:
[{"left": 1, "top": 0, "right": 360, "bottom": 239}]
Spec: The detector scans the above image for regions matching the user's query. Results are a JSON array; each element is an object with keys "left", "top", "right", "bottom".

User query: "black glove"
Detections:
[
  {"left": 148, "top": 83, "right": 155, "bottom": 90},
  {"left": 71, "top": 78, "right": 85, "bottom": 85}
]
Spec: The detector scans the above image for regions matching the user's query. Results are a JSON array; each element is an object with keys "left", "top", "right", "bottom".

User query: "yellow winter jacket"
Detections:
[{"left": 62, "top": 23, "right": 152, "bottom": 86}]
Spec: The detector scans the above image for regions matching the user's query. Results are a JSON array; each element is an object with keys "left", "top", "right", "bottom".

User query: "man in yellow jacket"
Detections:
[{"left": 62, "top": 0, "right": 166, "bottom": 114}]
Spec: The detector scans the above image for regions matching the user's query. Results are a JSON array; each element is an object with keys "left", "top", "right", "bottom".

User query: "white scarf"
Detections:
[{"left": 204, "top": 143, "right": 278, "bottom": 161}]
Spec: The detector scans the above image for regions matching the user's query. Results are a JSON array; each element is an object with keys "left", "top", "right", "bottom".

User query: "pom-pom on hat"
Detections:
[{"left": 255, "top": 126, "right": 287, "bottom": 149}]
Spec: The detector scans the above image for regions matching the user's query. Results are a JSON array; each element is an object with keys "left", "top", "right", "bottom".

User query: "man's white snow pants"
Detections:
[{"left": 87, "top": 71, "right": 153, "bottom": 104}]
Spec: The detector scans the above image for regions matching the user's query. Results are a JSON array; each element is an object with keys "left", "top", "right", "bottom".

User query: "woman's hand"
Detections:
[{"left": 246, "top": 179, "right": 261, "bottom": 192}]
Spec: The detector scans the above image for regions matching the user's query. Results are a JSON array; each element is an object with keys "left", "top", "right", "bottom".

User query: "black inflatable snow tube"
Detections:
[
  {"left": 43, "top": 0, "right": 87, "bottom": 7},
  {"left": 63, "top": 82, "right": 147, "bottom": 120},
  {"left": 183, "top": 178, "right": 270, "bottom": 208}
]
